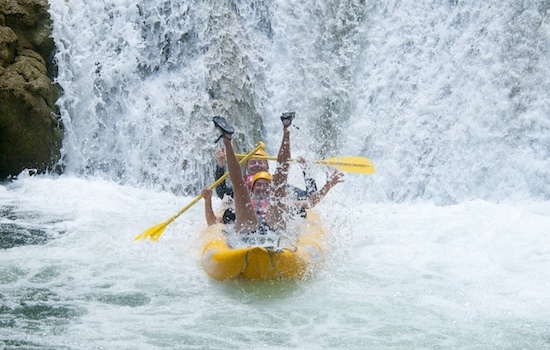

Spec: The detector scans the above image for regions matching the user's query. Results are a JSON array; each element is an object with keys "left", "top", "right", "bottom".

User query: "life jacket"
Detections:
[
  {"left": 251, "top": 196, "right": 269, "bottom": 217},
  {"left": 251, "top": 196, "right": 274, "bottom": 236},
  {"left": 244, "top": 174, "right": 254, "bottom": 189}
]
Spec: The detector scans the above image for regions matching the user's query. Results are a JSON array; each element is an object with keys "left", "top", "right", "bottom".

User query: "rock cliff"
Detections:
[{"left": 0, "top": 0, "right": 63, "bottom": 179}]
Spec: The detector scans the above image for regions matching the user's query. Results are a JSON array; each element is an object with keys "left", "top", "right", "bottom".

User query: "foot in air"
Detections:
[
  {"left": 280, "top": 112, "right": 295, "bottom": 128},
  {"left": 213, "top": 116, "right": 235, "bottom": 143}
]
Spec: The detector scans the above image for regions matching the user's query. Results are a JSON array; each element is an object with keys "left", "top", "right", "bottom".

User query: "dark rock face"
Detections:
[{"left": 0, "top": 0, "right": 63, "bottom": 179}]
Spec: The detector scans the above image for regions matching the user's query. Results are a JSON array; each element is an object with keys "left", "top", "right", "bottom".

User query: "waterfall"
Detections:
[{"left": 49, "top": 0, "right": 550, "bottom": 203}]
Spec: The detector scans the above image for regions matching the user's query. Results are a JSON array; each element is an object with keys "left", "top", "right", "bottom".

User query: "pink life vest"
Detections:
[
  {"left": 250, "top": 197, "right": 269, "bottom": 217},
  {"left": 244, "top": 174, "right": 254, "bottom": 189}
]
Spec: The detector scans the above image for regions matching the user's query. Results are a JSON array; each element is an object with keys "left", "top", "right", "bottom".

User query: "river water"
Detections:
[
  {"left": 2, "top": 0, "right": 550, "bottom": 348},
  {"left": 2, "top": 175, "right": 549, "bottom": 349}
]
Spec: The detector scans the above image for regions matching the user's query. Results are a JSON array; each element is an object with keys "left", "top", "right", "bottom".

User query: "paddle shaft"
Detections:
[
  {"left": 235, "top": 154, "right": 375, "bottom": 174},
  {"left": 134, "top": 142, "right": 266, "bottom": 241},
  {"left": 165, "top": 142, "right": 266, "bottom": 225}
]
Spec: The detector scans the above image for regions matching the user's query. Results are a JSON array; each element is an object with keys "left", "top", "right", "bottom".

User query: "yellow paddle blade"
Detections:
[
  {"left": 316, "top": 156, "right": 375, "bottom": 174},
  {"left": 134, "top": 221, "right": 168, "bottom": 241}
]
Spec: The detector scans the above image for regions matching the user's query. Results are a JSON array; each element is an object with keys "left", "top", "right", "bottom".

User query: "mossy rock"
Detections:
[{"left": 0, "top": 0, "right": 63, "bottom": 179}]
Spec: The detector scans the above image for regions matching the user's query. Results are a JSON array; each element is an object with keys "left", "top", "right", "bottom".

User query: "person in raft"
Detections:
[
  {"left": 203, "top": 114, "right": 344, "bottom": 235},
  {"left": 213, "top": 146, "right": 318, "bottom": 202},
  {"left": 202, "top": 169, "right": 343, "bottom": 228},
  {"left": 212, "top": 113, "right": 317, "bottom": 223}
]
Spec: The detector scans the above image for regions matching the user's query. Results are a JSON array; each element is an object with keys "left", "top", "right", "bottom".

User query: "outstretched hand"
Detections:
[
  {"left": 202, "top": 187, "right": 213, "bottom": 201},
  {"left": 296, "top": 156, "right": 307, "bottom": 170},
  {"left": 327, "top": 170, "right": 345, "bottom": 187}
]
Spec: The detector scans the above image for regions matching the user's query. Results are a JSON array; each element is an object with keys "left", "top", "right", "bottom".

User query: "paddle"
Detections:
[
  {"left": 235, "top": 154, "right": 375, "bottom": 174},
  {"left": 134, "top": 141, "right": 266, "bottom": 242}
]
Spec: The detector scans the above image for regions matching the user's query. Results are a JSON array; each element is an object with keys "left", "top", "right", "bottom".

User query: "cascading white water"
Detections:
[
  {"left": 51, "top": 0, "right": 275, "bottom": 194},
  {"left": 345, "top": 0, "right": 550, "bottom": 204},
  {"left": 1, "top": 1, "right": 549, "bottom": 349},
  {"left": 51, "top": 0, "right": 549, "bottom": 203}
]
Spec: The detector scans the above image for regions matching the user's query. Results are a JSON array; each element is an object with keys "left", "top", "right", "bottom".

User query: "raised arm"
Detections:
[
  {"left": 299, "top": 170, "right": 344, "bottom": 209},
  {"left": 201, "top": 188, "right": 218, "bottom": 226}
]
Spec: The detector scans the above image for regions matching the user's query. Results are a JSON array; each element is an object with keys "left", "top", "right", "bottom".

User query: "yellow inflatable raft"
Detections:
[{"left": 201, "top": 210, "right": 326, "bottom": 281}]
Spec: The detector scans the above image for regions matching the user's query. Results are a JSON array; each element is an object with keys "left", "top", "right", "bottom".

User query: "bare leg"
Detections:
[
  {"left": 266, "top": 122, "right": 292, "bottom": 231},
  {"left": 222, "top": 137, "right": 259, "bottom": 233}
]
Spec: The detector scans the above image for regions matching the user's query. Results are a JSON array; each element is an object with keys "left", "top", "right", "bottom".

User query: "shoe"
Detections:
[
  {"left": 213, "top": 116, "right": 234, "bottom": 143},
  {"left": 280, "top": 112, "right": 295, "bottom": 127}
]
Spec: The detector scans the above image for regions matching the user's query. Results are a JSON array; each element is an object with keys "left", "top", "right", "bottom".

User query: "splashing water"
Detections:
[{"left": 1, "top": 0, "right": 549, "bottom": 348}]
